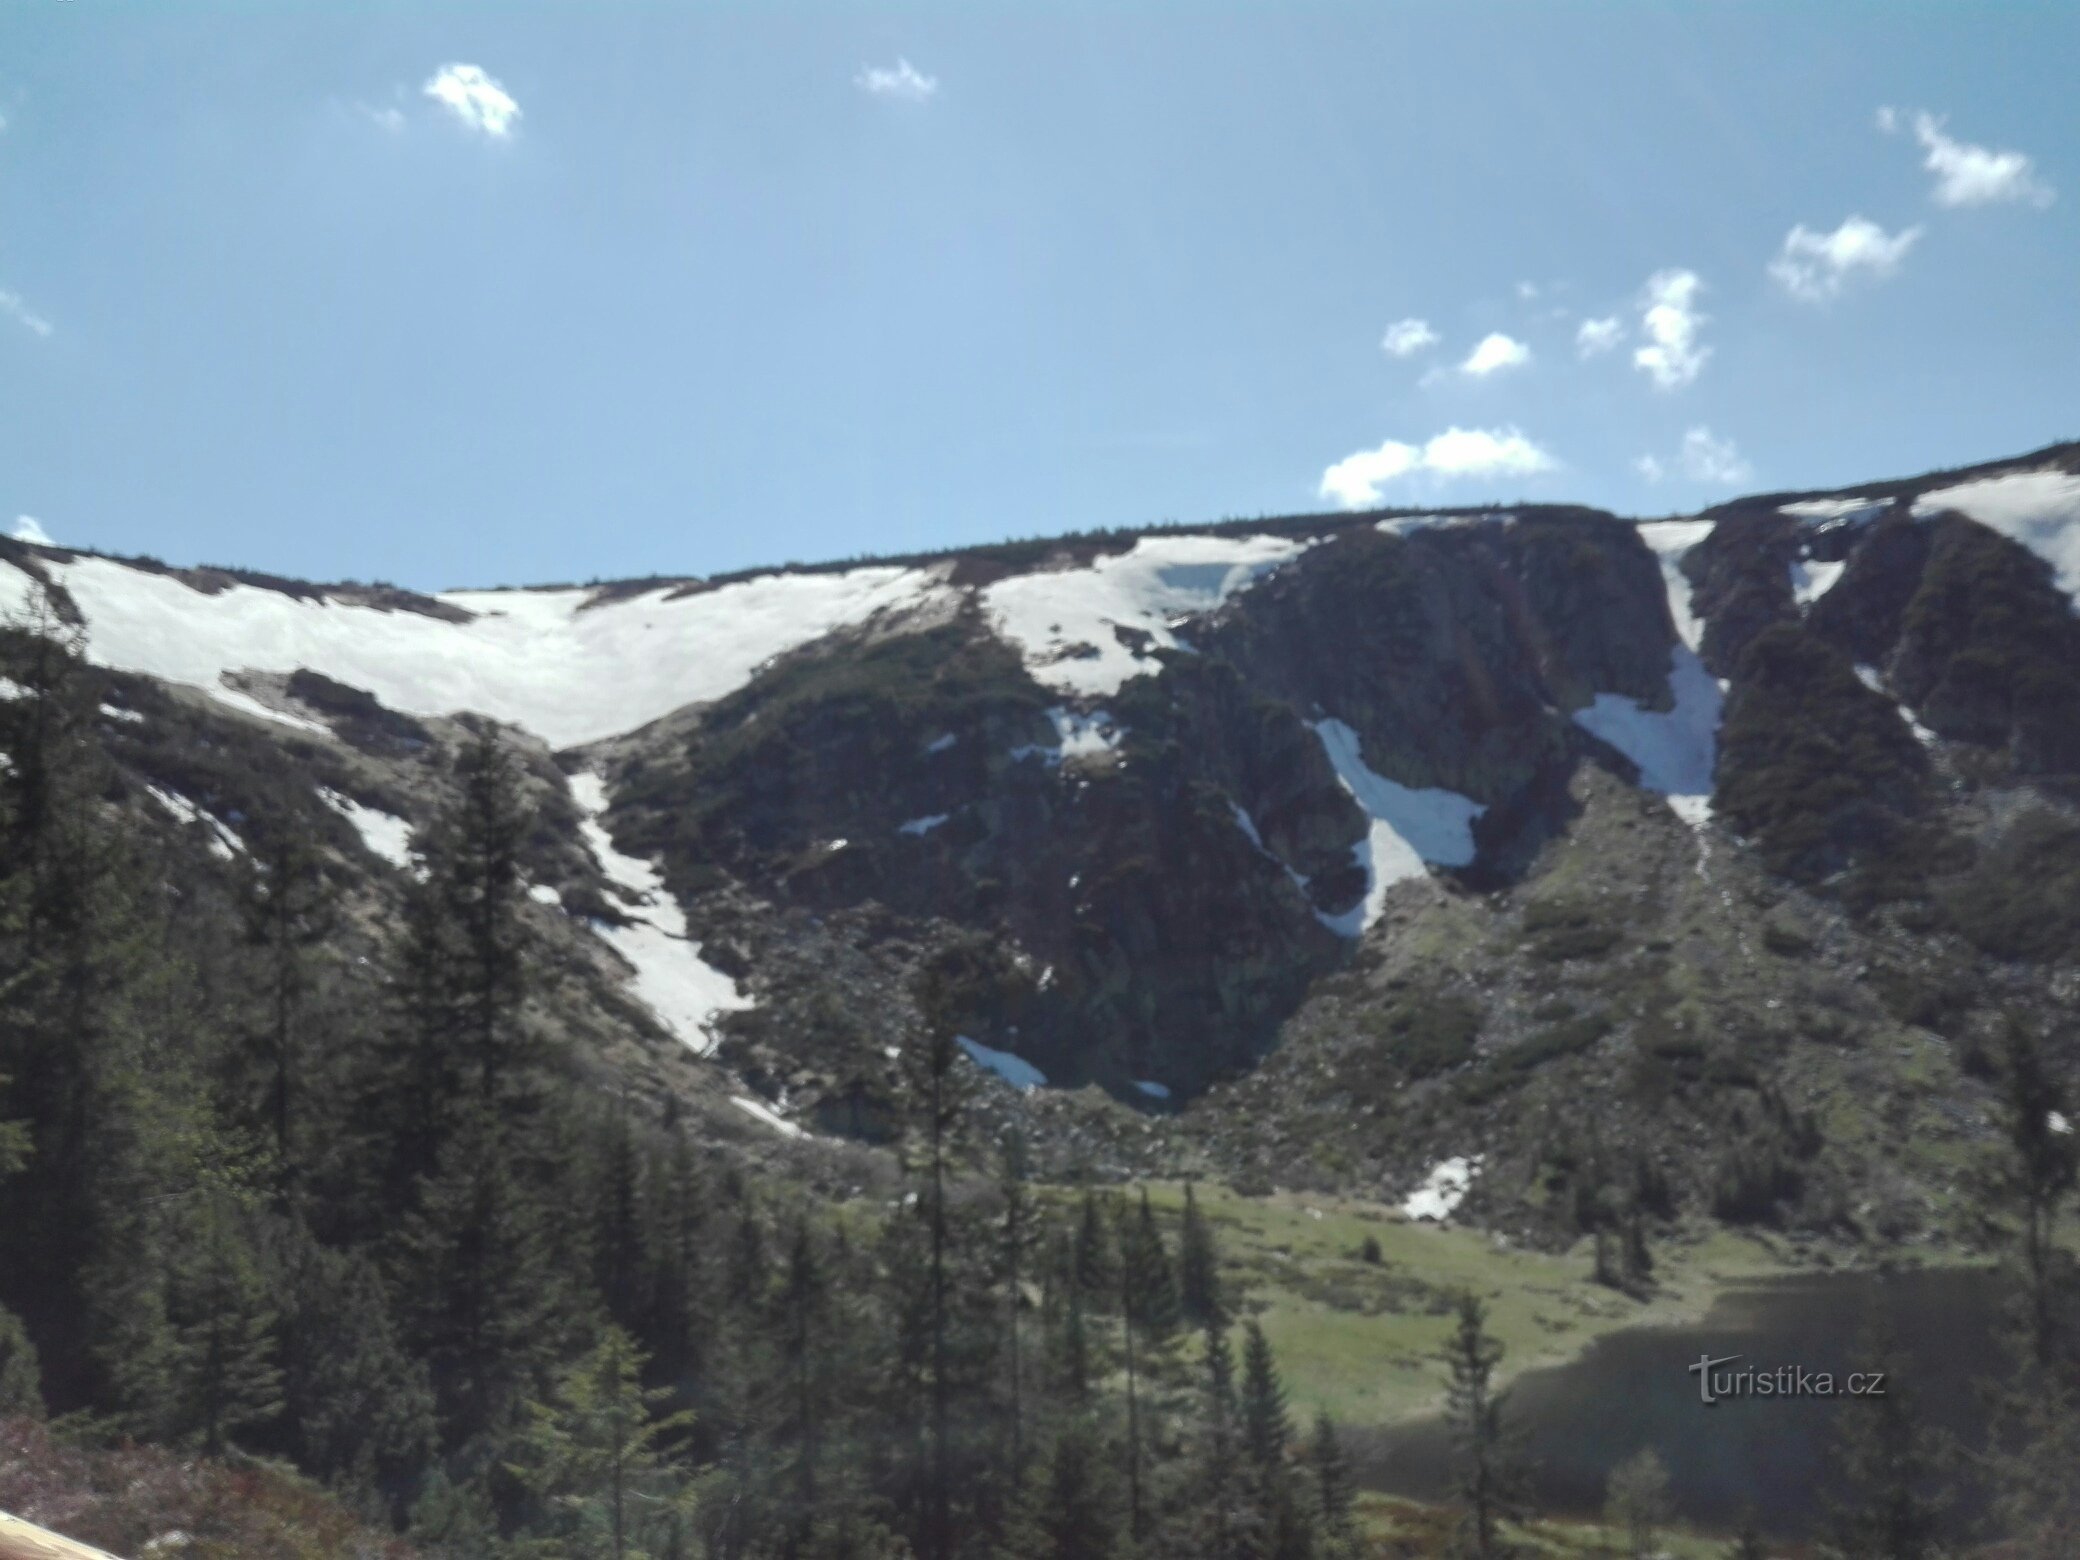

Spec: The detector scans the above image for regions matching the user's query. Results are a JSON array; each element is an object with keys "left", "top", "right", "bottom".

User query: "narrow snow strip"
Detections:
[
  {"left": 983, "top": 534, "right": 1310, "bottom": 697},
  {"left": 146, "top": 784, "right": 243, "bottom": 860},
  {"left": 0, "top": 555, "right": 943, "bottom": 749},
  {"left": 1790, "top": 558, "right": 1846, "bottom": 605},
  {"left": 1570, "top": 649, "right": 1721, "bottom": 823},
  {"left": 957, "top": 1035, "right": 1047, "bottom": 1091},
  {"left": 210, "top": 685, "right": 332, "bottom": 736},
  {"left": 924, "top": 732, "right": 958, "bottom": 754},
  {"left": 1402, "top": 1156, "right": 1481, "bottom": 1221},
  {"left": 1913, "top": 469, "right": 2080, "bottom": 607},
  {"left": 731, "top": 1095, "right": 805, "bottom": 1139},
  {"left": 1133, "top": 1079, "right": 1172, "bottom": 1100},
  {"left": 318, "top": 789, "right": 415, "bottom": 869},
  {"left": 0, "top": 677, "right": 25, "bottom": 701},
  {"left": 569, "top": 772, "right": 751, "bottom": 1055},
  {"left": 897, "top": 813, "right": 950, "bottom": 836},
  {"left": 98, "top": 703, "right": 145, "bottom": 724},
  {"left": 1311, "top": 718, "right": 1484, "bottom": 936},
  {"left": 1636, "top": 519, "right": 1713, "bottom": 652},
  {"left": 527, "top": 882, "right": 563, "bottom": 906},
  {"left": 1781, "top": 496, "right": 1887, "bottom": 527}
]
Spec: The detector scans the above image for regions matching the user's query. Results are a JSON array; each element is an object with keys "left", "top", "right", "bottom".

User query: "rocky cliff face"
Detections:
[{"left": 2, "top": 441, "right": 2076, "bottom": 1197}]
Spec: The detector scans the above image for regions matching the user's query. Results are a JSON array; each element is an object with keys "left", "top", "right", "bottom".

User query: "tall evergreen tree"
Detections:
[
  {"left": 1179, "top": 1179, "right": 1225, "bottom": 1329},
  {"left": 1309, "top": 1408, "right": 1357, "bottom": 1559},
  {"left": 1003, "top": 1416, "right": 1124, "bottom": 1560},
  {"left": 1441, "top": 1293, "right": 1525, "bottom": 1560},
  {"left": 1123, "top": 1187, "right": 1182, "bottom": 1344},
  {"left": 1240, "top": 1319, "right": 1311, "bottom": 1560},
  {"left": 233, "top": 819, "right": 338, "bottom": 1197},
  {"left": 165, "top": 1191, "right": 285, "bottom": 1455}
]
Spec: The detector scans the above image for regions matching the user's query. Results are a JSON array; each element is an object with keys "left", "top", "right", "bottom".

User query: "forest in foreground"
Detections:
[{"left": 1, "top": 604, "right": 2077, "bottom": 1559}]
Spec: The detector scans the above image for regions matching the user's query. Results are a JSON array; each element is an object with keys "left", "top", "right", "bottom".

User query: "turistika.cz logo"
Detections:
[{"left": 1687, "top": 1353, "right": 1888, "bottom": 1406}]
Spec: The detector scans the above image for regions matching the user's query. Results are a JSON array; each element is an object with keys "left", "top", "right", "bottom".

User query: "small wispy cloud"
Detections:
[
  {"left": 1882, "top": 108, "right": 2054, "bottom": 209},
  {"left": 855, "top": 59, "right": 939, "bottom": 103},
  {"left": 1380, "top": 318, "right": 1439, "bottom": 358},
  {"left": 1575, "top": 316, "right": 1623, "bottom": 358},
  {"left": 360, "top": 103, "right": 407, "bottom": 134},
  {"left": 1319, "top": 426, "right": 1555, "bottom": 508},
  {"left": 423, "top": 63, "right": 522, "bottom": 138},
  {"left": 1457, "top": 332, "right": 1531, "bottom": 378},
  {"left": 1633, "top": 269, "right": 1709, "bottom": 391},
  {"left": 0, "top": 288, "right": 53, "bottom": 339},
  {"left": 11, "top": 516, "right": 54, "bottom": 546},
  {"left": 1636, "top": 427, "right": 1752, "bottom": 487},
  {"left": 1769, "top": 215, "right": 1921, "bottom": 302}
]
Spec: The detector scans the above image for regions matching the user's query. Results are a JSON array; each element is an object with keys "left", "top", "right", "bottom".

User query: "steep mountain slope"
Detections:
[{"left": 2, "top": 439, "right": 2076, "bottom": 1219}]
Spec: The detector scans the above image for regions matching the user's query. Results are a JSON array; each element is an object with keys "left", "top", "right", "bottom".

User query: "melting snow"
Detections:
[
  {"left": 0, "top": 555, "right": 944, "bottom": 749},
  {"left": 1311, "top": 719, "right": 1484, "bottom": 936},
  {"left": 1011, "top": 707, "right": 1124, "bottom": 765},
  {"left": 1781, "top": 496, "right": 1888, "bottom": 529},
  {"left": 1913, "top": 468, "right": 2080, "bottom": 607},
  {"left": 1133, "top": 1079, "right": 1171, "bottom": 1100},
  {"left": 146, "top": 785, "right": 243, "bottom": 860},
  {"left": 956, "top": 1035, "right": 1047, "bottom": 1091},
  {"left": 924, "top": 732, "right": 958, "bottom": 754},
  {"left": 1571, "top": 650, "right": 1722, "bottom": 824},
  {"left": 570, "top": 772, "right": 751, "bottom": 1055},
  {"left": 98, "top": 703, "right": 145, "bottom": 724},
  {"left": 1790, "top": 559, "right": 1846, "bottom": 605},
  {"left": 212, "top": 686, "right": 332, "bottom": 736},
  {"left": 1636, "top": 520, "right": 1713, "bottom": 653},
  {"left": 731, "top": 1095, "right": 805, "bottom": 1139},
  {"left": 983, "top": 534, "right": 1309, "bottom": 697},
  {"left": 0, "top": 677, "right": 25, "bottom": 701},
  {"left": 527, "top": 882, "right": 563, "bottom": 907},
  {"left": 898, "top": 813, "right": 951, "bottom": 836},
  {"left": 318, "top": 789, "right": 415, "bottom": 870},
  {"left": 2051, "top": 1111, "right": 2072, "bottom": 1136},
  {"left": 1402, "top": 1156, "right": 1481, "bottom": 1221}
]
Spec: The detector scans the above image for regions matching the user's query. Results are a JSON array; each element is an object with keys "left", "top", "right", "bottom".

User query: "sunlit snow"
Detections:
[
  {"left": 1402, "top": 1156, "right": 1481, "bottom": 1221},
  {"left": 731, "top": 1095, "right": 805, "bottom": 1139},
  {"left": 570, "top": 772, "right": 750, "bottom": 1055},
  {"left": 1636, "top": 519, "right": 1713, "bottom": 652},
  {"left": 319, "top": 789, "right": 415, "bottom": 870},
  {"left": 1913, "top": 468, "right": 2080, "bottom": 607},
  {"left": 0, "top": 555, "right": 945, "bottom": 749},
  {"left": 1571, "top": 650, "right": 1721, "bottom": 823},
  {"left": 146, "top": 785, "right": 243, "bottom": 861},
  {"left": 1781, "top": 496, "right": 1888, "bottom": 529},
  {"left": 1310, "top": 719, "right": 1484, "bottom": 936},
  {"left": 1790, "top": 559, "right": 1846, "bottom": 605},
  {"left": 983, "top": 534, "right": 1309, "bottom": 697}
]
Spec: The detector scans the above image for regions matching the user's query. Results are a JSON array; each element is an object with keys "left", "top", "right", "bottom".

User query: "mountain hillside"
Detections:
[{"left": 3, "top": 441, "right": 2077, "bottom": 1220}]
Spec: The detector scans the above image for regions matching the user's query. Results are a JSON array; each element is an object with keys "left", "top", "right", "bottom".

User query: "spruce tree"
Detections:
[
  {"left": 1310, "top": 1408, "right": 1357, "bottom": 1558},
  {"left": 1240, "top": 1319, "right": 1311, "bottom": 1560},
  {"left": 1003, "top": 1416, "right": 1124, "bottom": 1560},
  {"left": 1441, "top": 1292, "right": 1525, "bottom": 1560},
  {"left": 234, "top": 818, "right": 338, "bottom": 1197},
  {"left": 1179, "top": 1179, "right": 1225, "bottom": 1328},
  {"left": 1123, "top": 1186, "right": 1182, "bottom": 1344},
  {"left": 165, "top": 1191, "right": 285, "bottom": 1455}
]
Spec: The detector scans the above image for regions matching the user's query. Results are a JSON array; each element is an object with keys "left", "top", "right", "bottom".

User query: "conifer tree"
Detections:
[
  {"left": 1184, "top": 1321, "right": 1261, "bottom": 1560},
  {"left": 1310, "top": 1408, "right": 1358, "bottom": 1559},
  {"left": 0, "top": 1303, "right": 42, "bottom": 1418},
  {"left": 1241, "top": 1319, "right": 1311, "bottom": 1560},
  {"left": 1442, "top": 1292, "right": 1525, "bottom": 1560},
  {"left": 1179, "top": 1179, "right": 1225, "bottom": 1328},
  {"left": 1123, "top": 1186, "right": 1182, "bottom": 1344},
  {"left": 166, "top": 1191, "right": 285, "bottom": 1455},
  {"left": 234, "top": 818, "right": 338, "bottom": 1196},
  {"left": 508, "top": 1326, "right": 695, "bottom": 1560},
  {"left": 1003, "top": 1416, "right": 1124, "bottom": 1560}
]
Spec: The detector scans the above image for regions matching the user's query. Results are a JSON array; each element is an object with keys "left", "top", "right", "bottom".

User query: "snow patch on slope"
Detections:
[
  {"left": 0, "top": 555, "right": 943, "bottom": 749},
  {"left": 146, "top": 785, "right": 243, "bottom": 860},
  {"left": 319, "top": 789, "right": 415, "bottom": 870},
  {"left": 898, "top": 813, "right": 950, "bottom": 837},
  {"left": 1637, "top": 520, "right": 1713, "bottom": 652},
  {"left": 1572, "top": 651, "right": 1722, "bottom": 823},
  {"left": 1791, "top": 559, "right": 1846, "bottom": 605},
  {"left": 570, "top": 772, "right": 751, "bottom": 1055},
  {"left": 731, "top": 1095, "right": 805, "bottom": 1139},
  {"left": 1402, "top": 1156, "right": 1480, "bottom": 1221},
  {"left": 1782, "top": 496, "right": 1887, "bottom": 531},
  {"left": 957, "top": 1035, "right": 1047, "bottom": 1091},
  {"left": 1310, "top": 718, "right": 1484, "bottom": 936},
  {"left": 1913, "top": 469, "right": 2080, "bottom": 607},
  {"left": 983, "top": 534, "right": 1309, "bottom": 697}
]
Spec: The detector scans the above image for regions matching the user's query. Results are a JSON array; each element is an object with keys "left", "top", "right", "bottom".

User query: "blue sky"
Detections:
[{"left": 2, "top": 4, "right": 2074, "bottom": 590}]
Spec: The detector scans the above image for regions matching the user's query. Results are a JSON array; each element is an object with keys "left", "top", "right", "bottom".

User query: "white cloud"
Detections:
[
  {"left": 1380, "top": 318, "right": 1439, "bottom": 357},
  {"left": 1515, "top": 281, "right": 1540, "bottom": 301},
  {"left": 1887, "top": 109, "right": 2054, "bottom": 208},
  {"left": 855, "top": 59, "right": 939, "bottom": 102},
  {"left": 360, "top": 103, "right": 407, "bottom": 133},
  {"left": 1318, "top": 426, "right": 1555, "bottom": 508},
  {"left": 1576, "top": 316, "right": 1623, "bottom": 357},
  {"left": 1635, "top": 427, "right": 1752, "bottom": 487},
  {"left": 423, "top": 64, "right": 522, "bottom": 138},
  {"left": 1458, "top": 332, "right": 1531, "bottom": 378},
  {"left": 1632, "top": 269, "right": 1709, "bottom": 391},
  {"left": 0, "top": 288, "right": 52, "bottom": 339},
  {"left": 1768, "top": 215, "right": 1922, "bottom": 302},
  {"left": 11, "top": 516, "right": 53, "bottom": 546}
]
